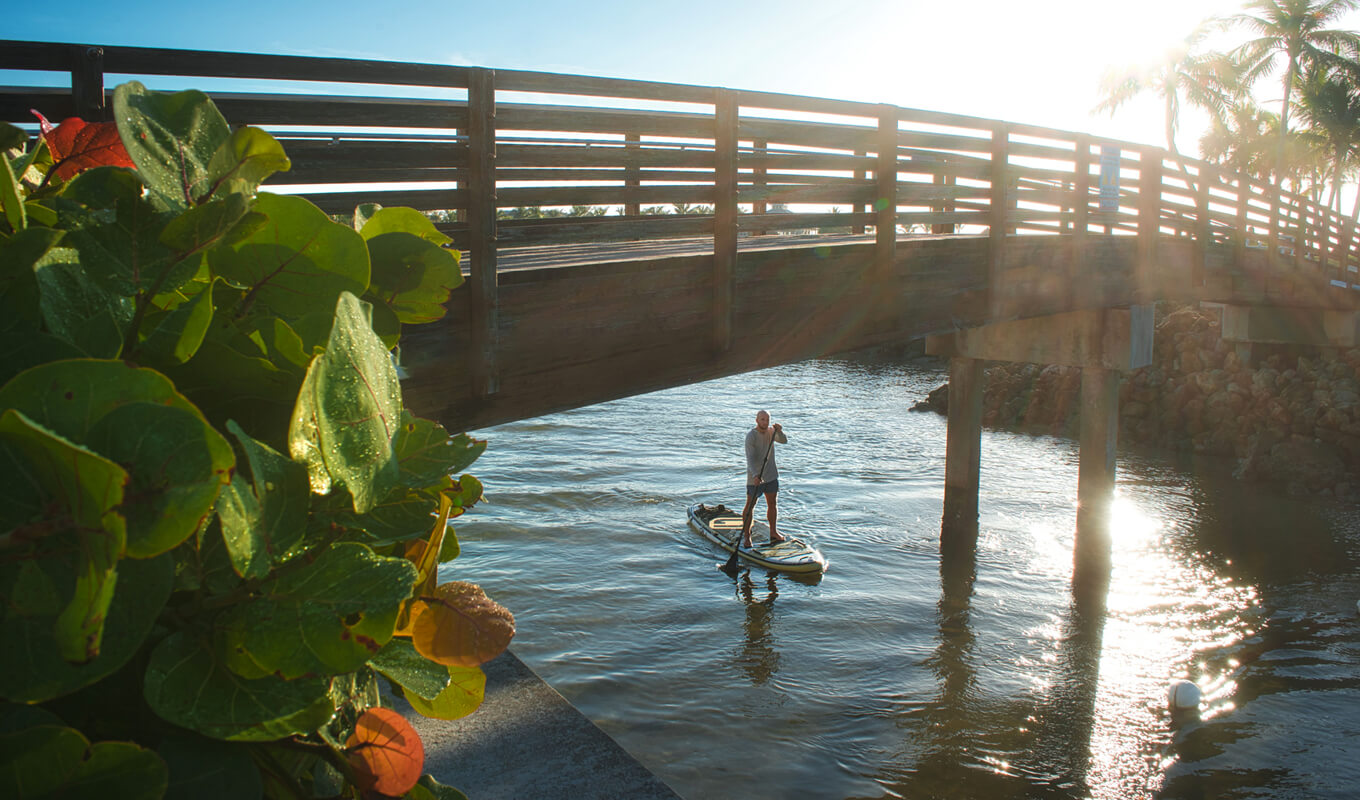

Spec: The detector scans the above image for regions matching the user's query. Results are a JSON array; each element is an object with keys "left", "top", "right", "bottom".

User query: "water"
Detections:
[{"left": 440, "top": 353, "right": 1360, "bottom": 799}]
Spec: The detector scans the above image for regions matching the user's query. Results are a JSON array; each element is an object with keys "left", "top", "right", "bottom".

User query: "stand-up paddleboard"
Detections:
[{"left": 688, "top": 503, "right": 828, "bottom": 574}]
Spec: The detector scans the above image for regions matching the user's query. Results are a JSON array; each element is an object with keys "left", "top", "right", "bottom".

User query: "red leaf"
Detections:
[
  {"left": 31, "top": 110, "right": 135, "bottom": 182},
  {"left": 345, "top": 707, "right": 425, "bottom": 797}
]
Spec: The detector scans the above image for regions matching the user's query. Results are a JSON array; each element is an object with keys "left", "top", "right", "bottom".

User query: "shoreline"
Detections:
[{"left": 907, "top": 304, "right": 1360, "bottom": 498}]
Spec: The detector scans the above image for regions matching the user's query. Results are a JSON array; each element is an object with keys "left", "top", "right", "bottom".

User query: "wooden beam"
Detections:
[
  {"left": 1137, "top": 147, "right": 1161, "bottom": 302},
  {"left": 988, "top": 123, "right": 1009, "bottom": 317},
  {"left": 875, "top": 105, "right": 898, "bottom": 288},
  {"left": 71, "top": 45, "right": 105, "bottom": 121},
  {"left": 467, "top": 67, "right": 499, "bottom": 396},
  {"left": 713, "top": 89, "right": 738, "bottom": 352}
]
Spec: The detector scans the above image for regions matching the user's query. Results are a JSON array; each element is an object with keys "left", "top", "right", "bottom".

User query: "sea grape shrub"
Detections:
[{"left": 0, "top": 83, "right": 512, "bottom": 799}]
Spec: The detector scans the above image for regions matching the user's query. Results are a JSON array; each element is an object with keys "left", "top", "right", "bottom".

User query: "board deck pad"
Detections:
[{"left": 688, "top": 503, "right": 828, "bottom": 573}]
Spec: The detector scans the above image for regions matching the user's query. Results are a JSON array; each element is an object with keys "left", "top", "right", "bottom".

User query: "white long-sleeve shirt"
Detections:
[{"left": 745, "top": 426, "right": 787, "bottom": 484}]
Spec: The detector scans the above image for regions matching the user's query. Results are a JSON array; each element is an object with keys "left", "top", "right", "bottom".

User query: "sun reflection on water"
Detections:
[{"left": 1076, "top": 491, "right": 1259, "bottom": 798}]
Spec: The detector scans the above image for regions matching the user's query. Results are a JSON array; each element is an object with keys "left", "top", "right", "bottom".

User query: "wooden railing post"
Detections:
[
  {"left": 713, "top": 89, "right": 739, "bottom": 352},
  {"left": 1137, "top": 146, "right": 1162, "bottom": 297},
  {"left": 466, "top": 68, "right": 499, "bottom": 397},
  {"left": 932, "top": 163, "right": 956, "bottom": 235},
  {"left": 1342, "top": 217, "right": 1356, "bottom": 283},
  {"left": 1293, "top": 200, "right": 1306, "bottom": 269},
  {"left": 1073, "top": 135, "right": 1090, "bottom": 268},
  {"left": 72, "top": 45, "right": 106, "bottom": 121},
  {"left": 624, "top": 133, "right": 641, "bottom": 217},
  {"left": 1268, "top": 184, "right": 1282, "bottom": 265},
  {"left": 1235, "top": 178, "right": 1250, "bottom": 265},
  {"left": 853, "top": 149, "right": 866, "bottom": 235},
  {"left": 875, "top": 106, "right": 899, "bottom": 290},
  {"left": 753, "top": 139, "right": 768, "bottom": 235},
  {"left": 988, "top": 123, "right": 1010, "bottom": 317},
  {"left": 1194, "top": 163, "right": 1211, "bottom": 287}
]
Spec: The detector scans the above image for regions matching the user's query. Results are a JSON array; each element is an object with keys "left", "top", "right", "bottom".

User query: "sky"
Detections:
[{"left": 10, "top": 0, "right": 1360, "bottom": 155}]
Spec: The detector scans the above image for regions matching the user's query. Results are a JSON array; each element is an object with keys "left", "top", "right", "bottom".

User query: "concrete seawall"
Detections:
[{"left": 398, "top": 651, "right": 683, "bottom": 800}]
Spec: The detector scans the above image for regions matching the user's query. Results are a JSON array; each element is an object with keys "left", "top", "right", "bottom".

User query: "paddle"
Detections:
[{"left": 722, "top": 430, "right": 777, "bottom": 574}]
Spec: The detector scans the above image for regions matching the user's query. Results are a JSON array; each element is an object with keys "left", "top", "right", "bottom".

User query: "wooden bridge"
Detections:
[
  {"left": 7, "top": 40, "right": 1360, "bottom": 430},
  {"left": 9, "top": 41, "right": 1360, "bottom": 581}
]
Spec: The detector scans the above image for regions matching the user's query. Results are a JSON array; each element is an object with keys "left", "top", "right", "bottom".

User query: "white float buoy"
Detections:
[{"left": 1168, "top": 680, "right": 1201, "bottom": 711}]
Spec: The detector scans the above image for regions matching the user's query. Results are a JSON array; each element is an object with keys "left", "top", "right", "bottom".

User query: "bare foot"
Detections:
[{"left": 769, "top": 533, "right": 787, "bottom": 545}]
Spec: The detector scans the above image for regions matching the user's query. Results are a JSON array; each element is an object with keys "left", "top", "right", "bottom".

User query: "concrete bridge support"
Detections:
[{"left": 927, "top": 305, "right": 1153, "bottom": 592}]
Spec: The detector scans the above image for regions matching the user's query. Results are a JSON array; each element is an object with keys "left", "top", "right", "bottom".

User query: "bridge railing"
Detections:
[{"left": 5, "top": 40, "right": 1359, "bottom": 299}]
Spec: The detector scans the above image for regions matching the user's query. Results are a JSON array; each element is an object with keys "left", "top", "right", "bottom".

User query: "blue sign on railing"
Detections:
[{"left": 1099, "top": 145, "right": 1120, "bottom": 214}]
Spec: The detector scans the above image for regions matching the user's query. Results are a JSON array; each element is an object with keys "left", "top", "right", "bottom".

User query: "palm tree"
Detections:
[
  {"left": 1229, "top": 0, "right": 1360, "bottom": 177},
  {"left": 1201, "top": 100, "right": 1280, "bottom": 177},
  {"left": 1095, "top": 21, "right": 1238, "bottom": 190},
  {"left": 1293, "top": 65, "right": 1360, "bottom": 210}
]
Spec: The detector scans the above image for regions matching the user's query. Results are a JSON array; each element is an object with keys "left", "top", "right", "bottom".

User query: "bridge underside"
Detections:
[{"left": 401, "top": 233, "right": 1355, "bottom": 433}]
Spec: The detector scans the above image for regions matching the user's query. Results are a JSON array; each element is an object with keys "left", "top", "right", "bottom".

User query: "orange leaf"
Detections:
[
  {"left": 411, "top": 581, "right": 515, "bottom": 667},
  {"left": 32, "top": 110, "right": 134, "bottom": 182},
  {"left": 345, "top": 707, "right": 425, "bottom": 797}
]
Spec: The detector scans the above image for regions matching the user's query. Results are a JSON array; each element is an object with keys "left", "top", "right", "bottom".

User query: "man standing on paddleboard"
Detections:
[{"left": 741, "top": 410, "right": 788, "bottom": 548}]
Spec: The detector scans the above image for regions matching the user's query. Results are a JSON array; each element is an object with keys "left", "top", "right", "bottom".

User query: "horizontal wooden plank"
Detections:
[
  {"left": 212, "top": 94, "right": 467, "bottom": 128},
  {"left": 292, "top": 188, "right": 467, "bottom": 214},
  {"left": 497, "top": 103, "right": 713, "bottom": 139},
  {"left": 497, "top": 184, "right": 714, "bottom": 207},
  {"left": 897, "top": 129, "right": 993, "bottom": 154},
  {"left": 280, "top": 139, "right": 468, "bottom": 170},
  {"left": 742, "top": 150, "right": 873, "bottom": 172},
  {"left": 498, "top": 143, "right": 715, "bottom": 169},
  {"left": 495, "top": 68, "right": 715, "bottom": 104},
  {"left": 1, "top": 87, "right": 74, "bottom": 124},
  {"left": 0, "top": 40, "right": 471, "bottom": 87},
  {"left": 737, "top": 212, "right": 874, "bottom": 230},
  {"left": 738, "top": 117, "right": 877, "bottom": 151},
  {"left": 739, "top": 183, "right": 875, "bottom": 205},
  {"left": 497, "top": 168, "right": 715, "bottom": 184}
]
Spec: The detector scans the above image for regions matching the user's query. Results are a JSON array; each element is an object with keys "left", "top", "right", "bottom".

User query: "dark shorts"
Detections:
[{"left": 746, "top": 479, "right": 779, "bottom": 498}]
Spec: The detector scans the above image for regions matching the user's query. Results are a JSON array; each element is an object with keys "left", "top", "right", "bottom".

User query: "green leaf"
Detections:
[
  {"left": 33, "top": 248, "right": 133, "bottom": 357},
  {"left": 217, "top": 421, "right": 308, "bottom": 578},
  {"left": 404, "top": 665, "right": 485, "bottom": 721},
  {"left": 0, "top": 227, "right": 62, "bottom": 336},
  {"left": 159, "top": 193, "right": 250, "bottom": 255},
  {"left": 364, "top": 231, "right": 462, "bottom": 324},
  {"left": 408, "top": 774, "right": 471, "bottom": 800},
  {"left": 394, "top": 413, "right": 485, "bottom": 489},
  {"left": 370, "top": 637, "right": 450, "bottom": 701},
  {"left": 0, "top": 553, "right": 172, "bottom": 703},
  {"left": 163, "top": 340, "right": 300, "bottom": 446},
  {"left": 0, "top": 122, "right": 27, "bottom": 152},
  {"left": 0, "top": 725, "right": 168, "bottom": 799},
  {"left": 210, "top": 193, "right": 369, "bottom": 319},
  {"left": 114, "top": 82, "right": 231, "bottom": 210},
  {"left": 218, "top": 542, "right": 416, "bottom": 679},
  {"left": 139, "top": 277, "right": 218, "bottom": 366},
  {"left": 1, "top": 150, "right": 24, "bottom": 232},
  {"left": 157, "top": 735, "right": 262, "bottom": 800},
  {"left": 86, "top": 402, "right": 234, "bottom": 558},
  {"left": 0, "top": 409, "right": 128, "bottom": 665},
  {"left": 205, "top": 127, "right": 290, "bottom": 200},
  {"left": 0, "top": 358, "right": 206, "bottom": 447},
  {"left": 359, "top": 206, "right": 452, "bottom": 246},
  {"left": 58, "top": 167, "right": 190, "bottom": 298},
  {"left": 289, "top": 292, "right": 402, "bottom": 513},
  {"left": 143, "top": 632, "right": 333, "bottom": 741},
  {"left": 332, "top": 488, "right": 441, "bottom": 544}
]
